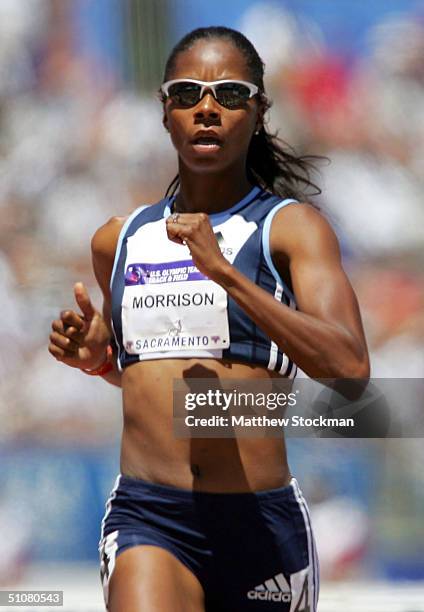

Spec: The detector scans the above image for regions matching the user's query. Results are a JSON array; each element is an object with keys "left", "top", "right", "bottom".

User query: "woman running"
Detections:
[{"left": 48, "top": 26, "right": 369, "bottom": 612}]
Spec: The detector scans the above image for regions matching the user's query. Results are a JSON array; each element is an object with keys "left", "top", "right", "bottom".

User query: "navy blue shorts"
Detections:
[{"left": 99, "top": 475, "right": 319, "bottom": 611}]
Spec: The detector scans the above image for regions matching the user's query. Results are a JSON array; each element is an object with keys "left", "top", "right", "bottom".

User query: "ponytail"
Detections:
[{"left": 246, "top": 127, "right": 322, "bottom": 200}]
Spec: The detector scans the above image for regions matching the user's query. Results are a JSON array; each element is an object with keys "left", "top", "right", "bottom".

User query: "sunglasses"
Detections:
[{"left": 160, "top": 78, "right": 259, "bottom": 109}]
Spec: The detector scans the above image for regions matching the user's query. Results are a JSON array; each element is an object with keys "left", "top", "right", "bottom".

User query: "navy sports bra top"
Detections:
[{"left": 110, "top": 186, "right": 299, "bottom": 377}]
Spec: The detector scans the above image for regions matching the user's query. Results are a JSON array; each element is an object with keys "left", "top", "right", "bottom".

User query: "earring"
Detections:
[{"left": 254, "top": 127, "right": 261, "bottom": 135}]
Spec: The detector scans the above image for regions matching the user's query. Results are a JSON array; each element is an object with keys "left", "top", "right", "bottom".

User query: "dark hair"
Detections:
[{"left": 162, "top": 26, "right": 322, "bottom": 201}]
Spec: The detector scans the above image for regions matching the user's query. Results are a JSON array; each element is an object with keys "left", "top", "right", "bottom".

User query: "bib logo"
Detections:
[{"left": 168, "top": 320, "right": 182, "bottom": 336}]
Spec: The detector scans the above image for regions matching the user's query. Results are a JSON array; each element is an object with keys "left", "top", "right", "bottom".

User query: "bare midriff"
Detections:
[{"left": 120, "top": 358, "right": 292, "bottom": 493}]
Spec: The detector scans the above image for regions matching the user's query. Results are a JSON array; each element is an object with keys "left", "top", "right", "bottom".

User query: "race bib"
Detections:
[{"left": 121, "top": 220, "right": 230, "bottom": 354}]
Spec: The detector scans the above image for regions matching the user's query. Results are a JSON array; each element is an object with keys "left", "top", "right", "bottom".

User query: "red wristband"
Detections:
[{"left": 82, "top": 345, "right": 114, "bottom": 376}]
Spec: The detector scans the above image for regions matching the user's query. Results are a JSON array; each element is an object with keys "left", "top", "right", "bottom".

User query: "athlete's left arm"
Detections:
[
  {"left": 223, "top": 204, "right": 369, "bottom": 378},
  {"left": 267, "top": 203, "right": 370, "bottom": 378}
]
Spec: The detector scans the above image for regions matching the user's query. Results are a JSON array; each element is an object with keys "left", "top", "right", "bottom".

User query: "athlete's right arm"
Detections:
[{"left": 48, "top": 216, "right": 126, "bottom": 388}]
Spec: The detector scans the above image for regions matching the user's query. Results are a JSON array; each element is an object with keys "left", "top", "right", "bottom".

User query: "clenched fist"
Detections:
[{"left": 166, "top": 212, "right": 231, "bottom": 282}]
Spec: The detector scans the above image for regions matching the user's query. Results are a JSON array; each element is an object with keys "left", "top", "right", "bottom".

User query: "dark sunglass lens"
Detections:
[
  {"left": 216, "top": 83, "right": 251, "bottom": 107},
  {"left": 168, "top": 83, "right": 201, "bottom": 106}
]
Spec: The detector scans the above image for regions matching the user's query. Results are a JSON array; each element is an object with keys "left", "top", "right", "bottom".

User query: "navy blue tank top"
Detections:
[{"left": 110, "top": 186, "right": 299, "bottom": 377}]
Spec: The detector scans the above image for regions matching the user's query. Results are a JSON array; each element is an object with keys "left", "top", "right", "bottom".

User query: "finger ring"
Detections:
[{"left": 172, "top": 212, "right": 179, "bottom": 223}]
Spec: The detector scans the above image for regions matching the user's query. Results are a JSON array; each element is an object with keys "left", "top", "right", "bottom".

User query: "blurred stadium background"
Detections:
[{"left": 0, "top": 0, "right": 423, "bottom": 610}]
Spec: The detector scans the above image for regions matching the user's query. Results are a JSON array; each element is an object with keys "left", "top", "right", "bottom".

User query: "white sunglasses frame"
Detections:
[{"left": 160, "top": 78, "right": 259, "bottom": 107}]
